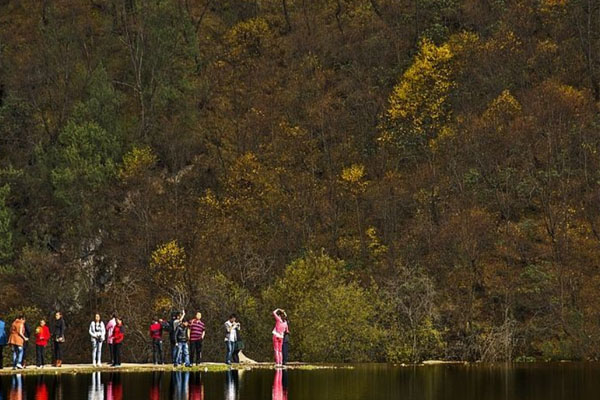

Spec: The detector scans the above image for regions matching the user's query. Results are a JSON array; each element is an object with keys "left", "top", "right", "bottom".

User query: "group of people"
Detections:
[
  {"left": 0, "top": 312, "right": 65, "bottom": 370},
  {"left": 0, "top": 307, "right": 290, "bottom": 369}
]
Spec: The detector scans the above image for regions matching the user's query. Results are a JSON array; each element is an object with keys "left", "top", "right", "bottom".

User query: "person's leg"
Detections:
[
  {"left": 171, "top": 342, "right": 177, "bottom": 364},
  {"left": 108, "top": 343, "right": 113, "bottom": 365},
  {"left": 282, "top": 341, "right": 289, "bottom": 365},
  {"left": 12, "top": 345, "right": 17, "bottom": 368},
  {"left": 152, "top": 340, "right": 158, "bottom": 364},
  {"left": 97, "top": 341, "right": 103, "bottom": 365},
  {"left": 183, "top": 343, "right": 190, "bottom": 367},
  {"left": 57, "top": 342, "right": 62, "bottom": 365},
  {"left": 41, "top": 345, "right": 45, "bottom": 366},
  {"left": 92, "top": 340, "right": 97, "bottom": 365},
  {"left": 173, "top": 343, "right": 181, "bottom": 366},
  {"left": 225, "top": 341, "right": 233, "bottom": 365},
  {"left": 116, "top": 343, "right": 122, "bottom": 366},
  {"left": 22, "top": 342, "right": 27, "bottom": 367},
  {"left": 158, "top": 340, "right": 164, "bottom": 364},
  {"left": 17, "top": 346, "right": 24, "bottom": 368},
  {"left": 0, "top": 345, "right": 3, "bottom": 369},
  {"left": 196, "top": 341, "right": 203, "bottom": 364},
  {"left": 36, "top": 345, "right": 41, "bottom": 367}
]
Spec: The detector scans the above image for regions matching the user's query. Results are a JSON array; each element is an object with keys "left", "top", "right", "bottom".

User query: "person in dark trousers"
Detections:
[
  {"left": 189, "top": 312, "right": 205, "bottom": 366},
  {"left": 149, "top": 318, "right": 165, "bottom": 365},
  {"left": 0, "top": 316, "right": 7, "bottom": 369},
  {"left": 22, "top": 320, "right": 31, "bottom": 367},
  {"left": 35, "top": 319, "right": 50, "bottom": 368},
  {"left": 52, "top": 312, "right": 65, "bottom": 367},
  {"left": 111, "top": 318, "right": 124, "bottom": 367},
  {"left": 282, "top": 316, "right": 290, "bottom": 365},
  {"left": 105, "top": 313, "right": 117, "bottom": 366},
  {"left": 232, "top": 319, "right": 242, "bottom": 363}
]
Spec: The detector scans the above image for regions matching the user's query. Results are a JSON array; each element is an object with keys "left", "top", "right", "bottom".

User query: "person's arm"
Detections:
[
  {"left": 89, "top": 322, "right": 95, "bottom": 337},
  {"left": 273, "top": 309, "right": 282, "bottom": 322},
  {"left": 225, "top": 322, "right": 232, "bottom": 333},
  {"left": 19, "top": 324, "right": 27, "bottom": 341}
]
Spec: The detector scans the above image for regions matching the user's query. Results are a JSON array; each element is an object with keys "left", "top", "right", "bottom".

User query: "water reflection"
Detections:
[
  {"left": 272, "top": 370, "right": 288, "bottom": 400},
  {"left": 9, "top": 375, "right": 23, "bottom": 400},
  {"left": 106, "top": 374, "right": 122, "bottom": 400},
  {"left": 150, "top": 372, "right": 163, "bottom": 400},
  {"left": 88, "top": 372, "right": 103, "bottom": 400},
  {"left": 224, "top": 370, "right": 239, "bottom": 400},
  {"left": 35, "top": 377, "right": 48, "bottom": 400},
  {"left": 170, "top": 372, "right": 190, "bottom": 400},
  {"left": 190, "top": 373, "right": 204, "bottom": 400}
]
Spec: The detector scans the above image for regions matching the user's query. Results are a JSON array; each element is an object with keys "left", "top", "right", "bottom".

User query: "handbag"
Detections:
[{"left": 234, "top": 340, "right": 245, "bottom": 351}]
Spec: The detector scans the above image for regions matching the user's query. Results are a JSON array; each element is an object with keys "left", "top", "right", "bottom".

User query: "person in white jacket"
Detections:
[{"left": 89, "top": 314, "right": 106, "bottom": 367}]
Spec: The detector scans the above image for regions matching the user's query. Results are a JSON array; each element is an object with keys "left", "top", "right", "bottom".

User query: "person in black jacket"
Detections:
[
  {"left": 52, "top": 312, "right": 65, "bottom": 367},
  {"left": 22, "top": 321, "right": 31, "bottom": 368}
]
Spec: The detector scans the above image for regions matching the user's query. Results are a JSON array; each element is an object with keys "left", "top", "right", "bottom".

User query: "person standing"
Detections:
[
  {"left": 149, "top": 318, "right": 165, "bottom": 365},
  {"left": 22, "top": 320, "right": 31, "bottom": 367},
  {"left": 8, "top": 315, "right": 27, "bottom": 369},
  {"left": 111, "top": 318, "right": 124, "bottom": 367},
  {"left": 224, "top": 314, "right": 239, "bottom": 365},
  {"left": 282, "top": 315, "right": 290, "bottom": 365},
  {"left": 169, "top": 311, "right": 185, "bottom": 364},
  {"left": 272, "top": 309, "right": 288, "bottom": 367},
  {"left": 89, "top": 313, "right": 106, "bottom": 367},
  {"left": 174, "top": 320, "right": 191, "bottom": 367},
  {"left": 0, "top": 315, "right": 7, "bottom": 369},
  {"left": 106, "top": 314, "right": 117, "bottom": 366},
  {"left": 34, "top": 319, "right": 51, "bottom": 368},
  {"left": 189, "top": 312, "right": 205, "bottom": 366},
  {"left": 52, "top": 311, "right": 66, "bottom": 367}
]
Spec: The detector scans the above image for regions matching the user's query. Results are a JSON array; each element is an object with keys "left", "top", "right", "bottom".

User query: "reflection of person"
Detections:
[
  {"left": 88, "top": 371, "right": 104, "bottom": 400},
  {"left": 89, "top": 314, "right": 106, "bottom": 367},
  {"left": 272, "top": 369, "right": 289, "bottom": 400},
  {"left": 171, "top": 371, "right": 190, "bottom": 400},
  {"left": 106, "top": 373, "right": 122, "bottom": 400},
  {"left": 224, "top": 315, "right": 240, "bottom": 365},
  {"left": 149, "top": 372, "right": 162, "bottom": 400},
  {"left": 10, "top": 374, "right": 24, "bottom": 400},
  {"left": 35, "top": 319, "right": 51, "bottom": 368},
  {"left": 190, "top": 372, "right": 204, "bottom": 400},
  {"left": 35, "top": 377, "right": 48, "bottom": 400},
  {"left": 52, "top": 312, "right": 66, "bottom": 367},
  {"left": 224, "top": 369, "right": 239, "bottom": 400},
  {"left": 272, "top": 309, "right": 288, "bottom": 367}
]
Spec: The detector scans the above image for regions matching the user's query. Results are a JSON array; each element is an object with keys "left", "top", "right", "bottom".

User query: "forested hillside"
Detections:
[{"left": 1, "top": 0, "right": 600, "bottom": 363}]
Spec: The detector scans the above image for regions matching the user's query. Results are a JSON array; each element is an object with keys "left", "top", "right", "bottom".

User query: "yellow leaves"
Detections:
[
  {"left": 150, "top": 240, "right": 186, "bottom": 284},
  {"left": 225, "top": 17, "right": 272, "bottom": 60},
  {"left": 482, "top": 90, "right": 522, "bottom": 125},
  {"left": 341, "top": 164, "right": 368, "bottom": 194},
  {"left": 366, "top": 227, "right": 388, "bottom": 257},
  {"left": 120, "top": 146, "right": 157, "bottom": 180}
]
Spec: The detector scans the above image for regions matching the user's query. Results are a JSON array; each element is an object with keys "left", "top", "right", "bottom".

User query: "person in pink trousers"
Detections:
[{"left": 272, "top": 309, "right": 289, "bottom": 367}]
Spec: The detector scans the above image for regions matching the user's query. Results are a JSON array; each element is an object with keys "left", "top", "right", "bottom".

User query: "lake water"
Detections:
[{"left": 1, "top": 363, "right": 599, "bottom": 399}]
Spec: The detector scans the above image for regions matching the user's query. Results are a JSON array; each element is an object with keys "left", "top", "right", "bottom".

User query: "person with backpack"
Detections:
[
  {"left": 149, "top": 318, "right": 166, "bottom": 365},
  {"left": 34, "top": 319, "right": 51, "bottom": 368},
  {"left": 174, "top": 319, "right": 191, "bottom": 367},
  {"left": 89, "top": 313, "right": 106, "bottom": 367},
  {"left": 8, "top": 315, "right": 27, "bottom": 369},
  {"left": 52, "top": 312, "right": 65, "bottom": 367},
  {"left": 189, "top": 312, "right": 205, "bottom": 366},
  {"left": 105, "top": 313, "right": 117, "bottom": 366},
  {"left": 111, "top": 318, "right": 124, "bottom": 367},
  {"left": 272, "top": 309, "right": 288, "bottom": 367},
  {"left": 0, "top": 316, "right": 7, "bottom": 369}
]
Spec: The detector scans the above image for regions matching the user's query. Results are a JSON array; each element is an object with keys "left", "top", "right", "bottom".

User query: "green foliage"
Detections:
[
  {"left": 263, "top": 251, "right": 382, "bottom": 362},
  {"left": 0, "top": 185, "right": 13, "bottom": 264}
]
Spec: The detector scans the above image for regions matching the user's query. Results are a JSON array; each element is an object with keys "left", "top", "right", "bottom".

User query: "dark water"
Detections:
[{"left": 1, "top": 363, "right": 600, "bottom": 399}]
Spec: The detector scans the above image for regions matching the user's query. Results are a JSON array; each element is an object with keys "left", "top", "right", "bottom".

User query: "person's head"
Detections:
[
  {"left": 183, "top": 320, "right": 189, "bottom": 326},
  {"left": 112, "top": 313, "right": 117, "bottom": 319},
  {"left": 40, "top": 319, "right": 46, "bottom": 326},
  {"left": 229, "top": 314, "right": 237, "bottom": 322},
  {"left": 55, "top": 311, "right": 62, "bottom": 320},
  {"left": 195, "top": 312, "right": 202, "bottom": 320},
  {"left": 17, "top": 314, "right": 24, "bottom": 321},
  {"left": 117, "top": 318, "right": 123, "bottom": 325}
]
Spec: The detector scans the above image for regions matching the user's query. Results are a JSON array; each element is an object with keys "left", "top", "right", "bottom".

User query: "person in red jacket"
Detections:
[
  {"left": 149, "top": 318, "right": 165, "bottom": 365},
  {"left": 35, "top": 319, "right": 51, "bottom": 368},
  {"left": 111, "top": 318, "right": 124, "bottom": 367}
]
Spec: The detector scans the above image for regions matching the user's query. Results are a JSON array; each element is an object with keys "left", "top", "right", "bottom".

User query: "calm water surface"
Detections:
[{"left": 1, "top": 363, "right": 599, "bottom": 399}]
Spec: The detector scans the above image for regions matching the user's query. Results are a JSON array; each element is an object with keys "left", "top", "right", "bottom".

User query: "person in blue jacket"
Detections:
[{"left": 0, "top": 316, "right": 7, "bottom": 369}]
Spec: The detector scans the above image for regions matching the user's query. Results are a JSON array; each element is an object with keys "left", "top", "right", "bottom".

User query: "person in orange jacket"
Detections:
[{"left": 35, "top": 319, "right": 51, "bottom": 368}]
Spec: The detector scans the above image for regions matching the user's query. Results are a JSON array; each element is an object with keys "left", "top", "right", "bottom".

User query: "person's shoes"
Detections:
[
  {"left": 57, "top": 360, "right": 62, "bottom": 367},
  {"left": 185, "top": 364, "right": 191, "bottom": 368},
  {"left": 16, "top": 364, "right": 23, "bottom": 369}
]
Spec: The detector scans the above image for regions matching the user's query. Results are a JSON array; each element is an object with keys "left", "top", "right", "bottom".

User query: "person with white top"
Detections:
[
  {"left": 224, "top": 314, "right": 240, "bottom": 365},
  {"left": 89, "top": 313, "right": 106, "bottom": 367}
]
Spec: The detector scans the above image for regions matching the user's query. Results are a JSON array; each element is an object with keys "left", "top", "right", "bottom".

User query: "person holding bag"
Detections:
[
  {"left": 89, "top": 313, "right": 106, "bottom": 367},
  {"left": 34, "top": 319, "right": 51, "bottom": 368}
]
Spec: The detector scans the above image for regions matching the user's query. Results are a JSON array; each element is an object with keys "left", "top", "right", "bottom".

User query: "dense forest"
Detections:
[{"left": 1, "top": 0, "right": 600, "bottom": 364}]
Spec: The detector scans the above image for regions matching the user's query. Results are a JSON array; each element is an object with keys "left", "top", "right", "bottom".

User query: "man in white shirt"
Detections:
[{"left": 224, "top": 314, "right": 240, "bottom": 365}]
